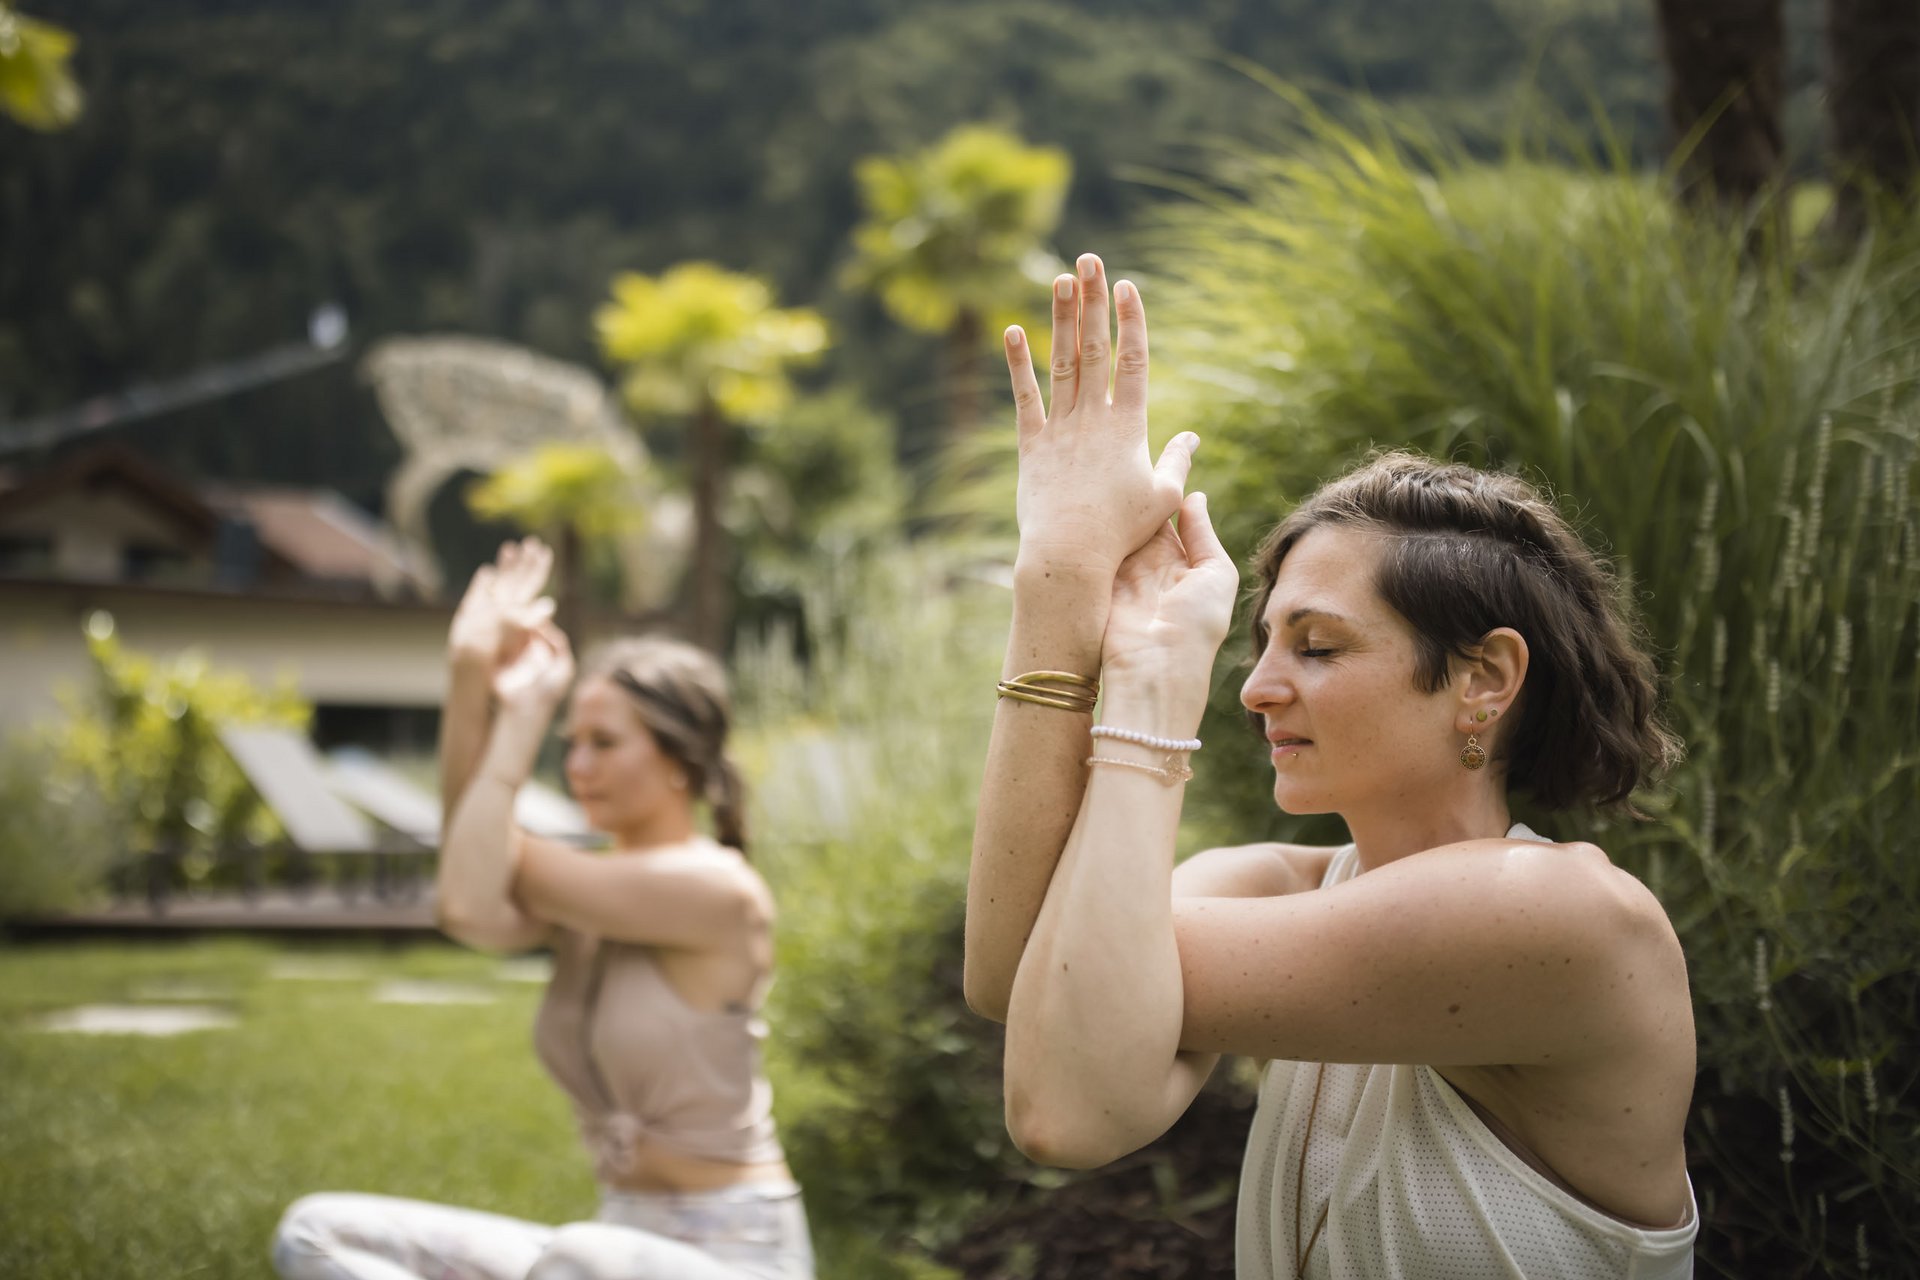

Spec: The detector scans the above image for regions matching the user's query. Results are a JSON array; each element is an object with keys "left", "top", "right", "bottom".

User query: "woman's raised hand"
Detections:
[
  {"left": 448, "top": 537, "right": 557, "bottom": 671},
  {"left": 1004, "top": 254, "right": 1198, "bottom": 580},
  {"left": 1101, "top": 492, "right": 1240, "bottom": 706},
  {"left": 491, "top": 622, "right": 575, "bottom": 718}
]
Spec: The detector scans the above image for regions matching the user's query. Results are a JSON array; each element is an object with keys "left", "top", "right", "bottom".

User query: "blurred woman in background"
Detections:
[{"left": 273, "top": 537, "right": 812, "bottom": 1280}]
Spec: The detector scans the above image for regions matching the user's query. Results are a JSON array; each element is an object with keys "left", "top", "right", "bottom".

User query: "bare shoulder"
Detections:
[
  {"left": 1472, "top": 837, "right": 1689, "bottom": 1000},
  {"left": 1173, "top": 841, "right": 1337, "bottom": 899},
  {"left": 667, "top": 839, "right": 776, "bottom": 925}
]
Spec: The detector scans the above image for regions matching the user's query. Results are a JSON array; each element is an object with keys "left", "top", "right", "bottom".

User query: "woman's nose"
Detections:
[{"left": 1241, "top": 655, "right": 1291, "bottom": 713}]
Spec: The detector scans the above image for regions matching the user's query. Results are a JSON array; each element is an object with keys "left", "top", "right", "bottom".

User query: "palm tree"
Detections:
[
  {"left": 1652, "top": 0, "right": 1787, "bottom": 213},
  {"left": 1826, "top": 0, "right": 1920, "bottom": 237},
  {"left": 0, "top": 4, "right": 82, "bottom": 131},
  {"left": 595, "top": 262, "right": 827, "bottom": 653},
  {"left": 465, "top": 443, "right": 649, "bottom": 645},
  {"left": 844, "top": 125, "right": 1070, "bottom": 442}
]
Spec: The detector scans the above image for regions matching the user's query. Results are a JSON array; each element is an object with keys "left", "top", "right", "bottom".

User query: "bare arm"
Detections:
[
  {"left": 439, "top": 650, "right": 495, "bottom": 832},
  {"left": 515, "top": 842, "right": 761, "bottom": 948},
  {"left": 965, "top": 563, "right": 1108, "bottom": 1019},
  {"left": 438, "top": 699, "right": 554, "bottom": 954},
  {"left": 1171, "top": 842, "right": 1335, "bottom": 899},
  {"left": 1003, "top": 500, "right": 1238, "bottom": 1166},
  {"left": 964, "top": 255, "right": 1197, "bottom": 1022}
]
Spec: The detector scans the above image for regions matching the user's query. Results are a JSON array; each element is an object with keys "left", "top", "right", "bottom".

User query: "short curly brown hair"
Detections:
[{"left": 1248, "top": 451, "right": 1682, "bottom": 811}]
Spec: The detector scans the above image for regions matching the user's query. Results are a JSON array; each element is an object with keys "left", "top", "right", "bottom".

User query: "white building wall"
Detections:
[{"left": 0, "top": 588, "right": 453, "bottom": 731}]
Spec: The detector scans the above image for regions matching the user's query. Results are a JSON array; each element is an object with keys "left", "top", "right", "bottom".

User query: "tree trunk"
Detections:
[
  {"left": 553, "top": 521, "right": 585, "bottom": 653},
  {"left": 687, "top": 400, "right": 730, "bottom": 654},
  {"left": 945, "top": 307, "right": 984, "bottom": 445},
  {"left": 1653, "top": 0, "right": 1787, "bottom": 212},
  {"left": 1827, "top": 0, "right": 1920, "bottom": 239}
]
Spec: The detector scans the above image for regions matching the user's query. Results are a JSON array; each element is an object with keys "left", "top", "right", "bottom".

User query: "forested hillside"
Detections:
[{"left": 0, "top": 0, "right": 1815, "bottom": 500}]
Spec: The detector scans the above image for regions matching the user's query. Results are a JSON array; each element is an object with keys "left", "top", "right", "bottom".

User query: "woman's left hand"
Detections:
[{"left": 1100, "top": 492, "right": 1240, "bottom": 716}]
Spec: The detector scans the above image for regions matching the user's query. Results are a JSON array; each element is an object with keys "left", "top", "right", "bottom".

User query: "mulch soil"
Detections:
[{"left": 941, "top": 1074, "right": 1258, "bottom": 1279}]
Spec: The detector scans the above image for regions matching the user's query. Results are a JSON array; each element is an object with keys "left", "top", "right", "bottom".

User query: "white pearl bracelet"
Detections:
[{"left": 1090, "top": 725, "right": 1202, "bottom": 753}]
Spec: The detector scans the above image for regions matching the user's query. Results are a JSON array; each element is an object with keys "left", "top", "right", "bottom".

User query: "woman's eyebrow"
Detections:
[{"left": 1281, "top": 606, "right": 1356, "bottom": 628}]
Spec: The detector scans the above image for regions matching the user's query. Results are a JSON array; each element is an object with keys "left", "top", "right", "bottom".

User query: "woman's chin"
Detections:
[{"left": 1272, "top": 782, "right": 1332, "bottom": 816}]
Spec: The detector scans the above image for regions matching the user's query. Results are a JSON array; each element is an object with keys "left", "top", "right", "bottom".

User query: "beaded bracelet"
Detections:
[{"left": 1089, "top": 724, "right": 1202, "bottom": 753}]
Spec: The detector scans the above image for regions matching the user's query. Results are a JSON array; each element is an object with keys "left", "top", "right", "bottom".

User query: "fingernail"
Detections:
[
  {"left": 1114, "top": 280, "right": 1135, "bottom": 304},
  {"left": 1182, "top": 432, "right": 1199, "bottom": 450},
  {"left": 1055, "top": 276, "right": 1074, "bottom": 300},
  {"left": 1005, "top": 326, "right": 1024, "bottom": 348},
  {"left": 1078, "top": 254, "right": 1098, "bottom": 279}
]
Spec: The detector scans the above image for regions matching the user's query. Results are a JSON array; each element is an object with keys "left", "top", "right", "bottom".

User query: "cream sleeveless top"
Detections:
[
  {"left": 534, "top": 924, "right": 785, "bottom": 1180},
  {"left": 1236, "top": 827, "right": 1698, "bottom": 1279}
]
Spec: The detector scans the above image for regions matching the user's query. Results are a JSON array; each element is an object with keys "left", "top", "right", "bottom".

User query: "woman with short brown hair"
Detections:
[{"left": 967, "top": 254, "right": 1697, "bottom": 1278}]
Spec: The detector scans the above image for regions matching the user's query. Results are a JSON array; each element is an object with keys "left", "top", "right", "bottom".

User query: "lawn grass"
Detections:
[{"left": 0, "top": 939, "right": 598, "bottom": 1277}]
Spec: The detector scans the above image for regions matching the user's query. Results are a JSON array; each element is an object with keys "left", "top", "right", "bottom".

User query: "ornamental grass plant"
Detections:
[
  {"left": 1144, "top": 102, "right": 1920, "bottom": 1276},
  {"left": 736, "top": 543, "right": 1017, "bottom": 1275}
]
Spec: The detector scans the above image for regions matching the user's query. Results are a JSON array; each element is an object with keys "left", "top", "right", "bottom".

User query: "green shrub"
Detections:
[
  {"left": 42, "top": 614, "right": 310, "bottom": 890},
  {"left": 0, "top": 735, "right": 114, "bottom": 916},
  {"left": 1145, "top": 103, "right": 1920, "bottom": 1276},
  {"left": 737, "top": 542, "right": 1016, "bottom": 1274}
]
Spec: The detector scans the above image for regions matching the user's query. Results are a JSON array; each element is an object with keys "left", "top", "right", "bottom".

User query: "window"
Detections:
[
  {"left": 122, "top": 542, "right": 194, "bottom": 583},
  {"left": 0, "top": 533, "right": 54, "bottom": 575}
]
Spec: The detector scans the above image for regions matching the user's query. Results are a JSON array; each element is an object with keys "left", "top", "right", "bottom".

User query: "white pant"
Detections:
[{"left": 271, "top": 1184, "right": 814, "bottom": 1280}]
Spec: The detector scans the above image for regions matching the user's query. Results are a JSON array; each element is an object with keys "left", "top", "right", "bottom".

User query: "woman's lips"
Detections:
[{"left": 1269, "top": 738, "right": 1312, "bottom": 758}]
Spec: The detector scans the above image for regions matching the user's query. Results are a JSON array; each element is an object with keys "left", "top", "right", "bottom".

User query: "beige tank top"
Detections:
[
  {"left": 534, "top": 925, "right": 785, "bottom": 1179},
  {"left": 1236, "top": 828, "right": 1698, "bottom": 1279}
]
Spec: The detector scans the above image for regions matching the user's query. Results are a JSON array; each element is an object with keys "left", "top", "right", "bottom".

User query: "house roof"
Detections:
[
  {"left": 205, "top": 485, "right": 433, "bottom": 596},
  {"left": 0, "top": 444, "right": 433, "bottom": 600}
]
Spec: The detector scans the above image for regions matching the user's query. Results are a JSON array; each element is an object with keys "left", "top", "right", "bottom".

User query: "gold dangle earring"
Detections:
[{"left": 1461, "top": 708, "right": 1491, "bottom": 770}]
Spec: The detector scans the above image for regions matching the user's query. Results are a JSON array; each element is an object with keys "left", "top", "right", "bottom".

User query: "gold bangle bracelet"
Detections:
[
  {"left": 997, "top": 684, "right": 1096, "bottom": 712},
  {"left": 997, "top": 679, "right": 1097, "bottom": 709},
  {"left": 1012, "top": 669, "right": 1099, "bottom": 691}
]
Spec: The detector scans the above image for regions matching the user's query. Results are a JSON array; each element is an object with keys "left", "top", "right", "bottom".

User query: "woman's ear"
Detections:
[{"left": 1455, "top": 627, "right": 1528, "bottom": 735}]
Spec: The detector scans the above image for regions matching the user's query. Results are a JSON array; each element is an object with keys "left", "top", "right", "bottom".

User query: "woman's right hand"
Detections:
[
  {"left": 492, "top": 622, "right": 575, "bottom": 720},
  {"left": 448, "top": 537, "right": 555, "bottom": 671},
  {"left": 1004, "top": 253, "right": 1199, "bottom": 581}
]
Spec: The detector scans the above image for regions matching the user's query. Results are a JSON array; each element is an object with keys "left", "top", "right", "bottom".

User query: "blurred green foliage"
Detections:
[
  {"left": 42, "top": 616, "right": 309, "bottom": 880},
  {"left": 738, "top": 541, "right": 1022, "bottom": 1267},
  {"left": 846, "top": 123, "right": 1069, "bottom": 440},
  {"left": 596, "top": 263, "right": 829, "bottom": 428},
  {"left": 0, "top": 4, "right": 80, "bottom": 130},
  {"left": 465, "top": 443, "right": 648, "bottom": 546},
  {"left": 1147, "top": 104, "right": 1920, "bottom": 1275},
  {"left": 846, "top": 123, "right": 1068, "bottom": 341},
  {"left": 594, "top": 260, "right": 831, "bottom": 645},
  {"left": 0, "top": 0, "right": 1693, "bottom": 494},
  {"left": 0, "top": 736, "right": 112, "bottom": 916},
  {"left": 732, "top": 387, "right": 910, "bottom": 616},
  {"left": 0, "top": 3, "right": 82, "bottom": 130}
]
